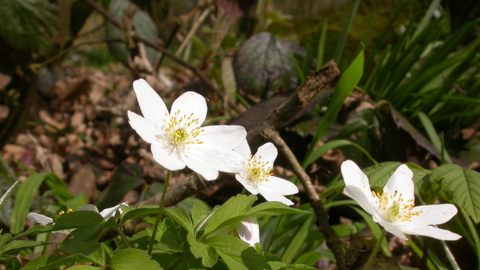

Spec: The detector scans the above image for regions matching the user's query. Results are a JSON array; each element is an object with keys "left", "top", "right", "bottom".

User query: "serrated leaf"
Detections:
[
  {"left": 187, "top": 233, "right": 218, "bottom": 268},
  {"left": 204, "top": 235, "right": 270, "bottom": 270},
  {"left": 165, "top": 208, "right": 193, "bottom": 232},
  {"left": 362, "top": 162, "right": 403, "bottom": 190},
  {"left": 109, "top": 249, "right": 162, "bottom": 270},
  {"left": 146, "top": 218, "right": 183, "bottom": 253},
  {"left": 234, "top": 32, "right": 301, "bottom": 98},
  {"left": 57, "top": 225, "right": 104, "bottom": 256},
  {"left": 429, "top": 164, "right": 480, "bottom": 222},
  {"left": 203, "top": 195, "right": 256, "bottom": 236}
]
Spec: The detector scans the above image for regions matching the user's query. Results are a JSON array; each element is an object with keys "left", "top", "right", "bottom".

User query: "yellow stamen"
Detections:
[
  {"left": 372, "top": 191, "right": 422, "bottom": 222},
  {"left": 163, "top": 111, "right": 204, "bottom": 146},
  {"left": 245, "top": 155, "right": 273, "bottom": 183},
  {"left": 59, "top": 209, "right": 73, "bottom": 215}
]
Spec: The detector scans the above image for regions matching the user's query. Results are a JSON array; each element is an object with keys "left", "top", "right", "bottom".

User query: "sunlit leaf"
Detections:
[
  {"left": 429, "top": 164, "right": 480, "bottom": 223},
  {"left": 108, "top": 249, "right": 162, "bottom": 270}
]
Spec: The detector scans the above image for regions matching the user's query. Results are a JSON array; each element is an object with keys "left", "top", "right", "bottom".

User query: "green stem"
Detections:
[
  {"left": 363, "top": 229, "right": 387, "bottom": 270},
  {"left": 116, "top": 226, "right": 131, "bottom": 248},
  {"left": 148, "top": 170, "right": 171, "bottom": 255}
]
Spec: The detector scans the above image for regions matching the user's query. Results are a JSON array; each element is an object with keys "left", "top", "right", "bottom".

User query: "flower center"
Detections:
[
  {"left": 163, "top": 111, "right": 204, "bottom": 147},
  {"left": 372, "top": 191, "right": 422, "bottom": 223},
  {"left": 245, "top": 155, "right": 273, "bottom": 184}
]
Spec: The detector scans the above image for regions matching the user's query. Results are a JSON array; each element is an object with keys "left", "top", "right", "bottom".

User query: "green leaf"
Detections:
[
  {"left": 108, "top": 249, "right": 162, "bottom": 270},
  {"left": 44, "top": 173, "right": 74, "bottom": 204},
  {"left": 10, "top": 173, "right": 49, "bottom": 234},
  {"left": 429, "top": 164, "right": 480, "bottom": 222},
  {"left": 204, "top": 235, "right": 270, "bottom": 270},
  {"left": 22, "top": 255, "right": 98, "bottom": 270},
  {"left": 234, "top": 32, "right": 302, "bottom": 98},
  {"left": 294, "top": 251, "right": 323, "bottom": 266},
  {"left": 164, "top": 208, "right": 193, "bottom": 232},
  {"left": 0, "top": 240, "right": 42, "bottom": 255},
  {"left": 282, "top": 215, "right": 314, "bottom": 263},
  {"left": 57, "top": 225, "right": 104, "bottom": 256},
  {"left": 53, "top": 211, "right": 105, "bottom": 231},
  {"left": 269, "top": 261, "right": 317, "bottom": 270},
  {"left": 0, "top": 181, "right": 19, "bottom": 209},
  {"left": 203, "top": 195, "right": 256, "bottom": 236},
  {"left": 0, "top": 0, "right": 56, "bottom": 53},
  {"left": 147, "top": 218, "right": 183, "bottom": 253},
  {"left": 304, "top": 139, "right": 377, "bottom": 167},
  {"left": 187, "top": 233, "right": 218, "bottom": 268},
  {"left": 305, "top": 48, "right": 364, "bottom": 165},
  {"left": 191, "top": 201, "right": 211, "bottom": 228},
  {"left": 362, "top": 162, "right": 403, "bottom": 190},
  {"left": 246, "top": 201, "right": 306, "bottom": 217},
  {"left": 120, "top": 206, "right": 158, "bottom": 226},
  {"left": 67, "top": 266, "right": 102, "bottom": 270}
]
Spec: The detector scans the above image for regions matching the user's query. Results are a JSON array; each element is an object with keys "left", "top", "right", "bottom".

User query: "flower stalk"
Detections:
[
  {"left": 363, "top": 229, "right": 387, "bottom": 270},
  {"left": 148, "top": 170, "right": 171, "bottom": 255}
]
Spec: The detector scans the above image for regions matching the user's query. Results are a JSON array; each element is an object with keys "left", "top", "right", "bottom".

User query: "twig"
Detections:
[
  {"left": 266, "top": 130, "right": 347, "bottom": 270},
  {"left": 82, "top": 0, "right": 237, "bottom": 109}
]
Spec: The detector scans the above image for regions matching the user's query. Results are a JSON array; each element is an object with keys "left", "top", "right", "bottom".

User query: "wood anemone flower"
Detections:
[
  {"left": 234, "top": 142, "right": 299, "bottom": 206},
  {"left": 128, "top": 79, "right": 247, "bottom": 180},
  {"left": 341, "top": 160, "right": 461, "bottom": 241}
]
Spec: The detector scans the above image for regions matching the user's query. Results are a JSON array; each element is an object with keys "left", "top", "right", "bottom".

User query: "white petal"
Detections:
[
  {"left": 383, "top": 164, "right": 414, "bottom": 202},
  {"left": 234, "top": 139, "right": 251, "bottom": 158},
  {"left": 99, "top": 203, "right": 128, "bottom": 220},
  {"left": 200, "top": 125, "right": 247, "bottom": 150},
  {"left": 237, "top": 219, "right": 260, "bottom": 246},
  {"left": 259, "top": 176, "right": 298, "bottom": 195},
  {"left": 343, "top": 185, "right": 377, "bottom": 218},
  {"left": 254, "top": 143, "right": 278, "bottom": 167},
  {"left": 27, "top": 213, "right": 53, "bottom": 226},
  {"left": 235, "top": 174, "right": 259, "bottom": 195},
  {"left": 128, "top": 111, "right": 158, "bottom": 144},
  {"left": 400, "top": 225, "right": 461, "bottom": 241},
  {"left": 341, "top": 160, "right": 373, "bottom": 199},
  {"left": 151, "top": 144, "right": 186, "bottom": 171},
  {"left": 408, "top": 204, "right": 458, "bottom": 226},
  {"left": 77, "top": 204, "right": 99, "bottom": 213},
  {"left": 170, "top": 91, "right": 207, "bottom": 126},
  {"left": 185, "top": 146, "right": 245, "bottom": 179},
  {"left": 379, "top": 221, "right": 408, "bottom": 240},
  {"left": 133, "top": 79, "right": 169, "bottom": 125},
  {"left": 257, "top": 186, "right": 294, "bottom": 206}
]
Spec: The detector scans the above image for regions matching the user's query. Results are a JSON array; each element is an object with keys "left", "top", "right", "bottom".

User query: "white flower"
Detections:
[
  {"left": 237, "top": 218, "right": 260, "bottom": 247},
  {"left": 341, "top": 160, "right": 461, "bottom": 241},
  {"left": 27, "top": 203, "right": 128, "bottom": 234},
  {"left": 234, "top": 142, "right": 299, "bottom": 206},
  {"left": 128, "top": 79, "right": 247, "bottom": 180}
]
